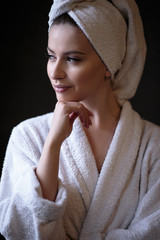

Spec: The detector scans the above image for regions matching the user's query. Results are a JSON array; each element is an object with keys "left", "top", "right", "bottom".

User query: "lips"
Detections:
[{"left": 53, "top": 84, "right": 72, "bottom": 93}]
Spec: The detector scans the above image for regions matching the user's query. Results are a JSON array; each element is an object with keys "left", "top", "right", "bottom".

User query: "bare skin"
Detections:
[{"left": 36, "top": 23, "right": 120, "bottom": 201}]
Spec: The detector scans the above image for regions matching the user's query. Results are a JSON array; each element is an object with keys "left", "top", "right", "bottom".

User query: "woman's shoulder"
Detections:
[
  {"left": 142, "top": 119, "right": 160, "bottom": 158},
  {"left": 126, "top": 101, "right": 160, "bottom": 155},
  {"left": 17, "top": 112, "right": 53, "bottom": 128},
  {"left": 143, "top": 119, "right": 160, "bottom": 139},
  {"left": 11, "top": 112, "right": 53, "bottom": 144},
  {"left": 126, "top": 101, "right": 160, "bottom": 142},
  {"left": 16, "top": 112, "right": 52, "bottom": 130}
]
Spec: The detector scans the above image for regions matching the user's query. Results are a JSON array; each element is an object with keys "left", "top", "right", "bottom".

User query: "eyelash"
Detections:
[
  {"left": 46, "top": 54, "right": 55, "bottom": 61},
  {"left": 67, "top": 57, "right": 81, "bottom": 62},
  {"left": 46, "top": 53, "right": 81, "bottom": 63}
]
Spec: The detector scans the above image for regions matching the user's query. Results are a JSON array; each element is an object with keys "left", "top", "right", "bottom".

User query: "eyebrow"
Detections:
[{"left": 47, "top": 47, "right": 86, "bottom": 55}]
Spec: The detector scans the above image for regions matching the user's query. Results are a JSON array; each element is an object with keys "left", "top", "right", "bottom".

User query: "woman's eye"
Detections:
[
  {"left": 46, "top": 53, "right": 56, "bottom": 61},
  {"left": 67, "top": 57, "right": 81, "bottom": 63}
]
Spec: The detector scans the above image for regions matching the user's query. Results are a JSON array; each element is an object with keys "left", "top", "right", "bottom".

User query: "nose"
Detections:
[{"left": 49, "top": 59, "right": 66, "bottom": 80}]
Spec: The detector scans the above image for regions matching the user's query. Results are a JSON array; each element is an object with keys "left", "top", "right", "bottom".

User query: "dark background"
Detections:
[
  {"left": 1, "top": 2, "right": 160, "bottom": 175},
  {"left": 0, "top": 0, "right": 160, "bottom": 238}
]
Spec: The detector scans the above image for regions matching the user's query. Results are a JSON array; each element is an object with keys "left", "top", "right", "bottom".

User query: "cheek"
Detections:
[
  {"left": 71, "top": 68, "right": 92, "bottom": 90},
  {"left": 74, "top": 63, "right": 105, "bottom": 89}
]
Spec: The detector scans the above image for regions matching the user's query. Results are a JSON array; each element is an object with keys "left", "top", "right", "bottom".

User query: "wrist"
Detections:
[{"left": 46, "top": 131, "right": 63, "bottom": 150}]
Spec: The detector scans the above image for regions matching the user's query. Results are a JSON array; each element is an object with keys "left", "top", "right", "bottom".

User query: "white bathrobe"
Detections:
[{"left": 0, "top": 101, "right": 160, "bottom": 240}]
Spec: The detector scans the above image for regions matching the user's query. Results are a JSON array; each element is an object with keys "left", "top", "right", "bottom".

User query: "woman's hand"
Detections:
[{"left": 49, "top": 101, "right": 93, "bottom": 145}]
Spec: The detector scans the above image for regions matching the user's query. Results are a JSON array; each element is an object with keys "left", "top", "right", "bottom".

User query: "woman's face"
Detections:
[{"left": 47, "top": 23, "right": 109, "bottom": 102}]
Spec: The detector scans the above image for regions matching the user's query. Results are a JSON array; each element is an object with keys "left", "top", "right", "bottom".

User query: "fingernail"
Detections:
[
  {"left": 84, "top": 123, "right": 89, "bottom": 129},
  {"left": 89, "top": 111, "right": 93, "bottom": 116}
]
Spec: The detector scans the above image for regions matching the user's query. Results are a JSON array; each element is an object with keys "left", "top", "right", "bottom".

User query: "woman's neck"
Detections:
[
  {"left": 81, "top": 80, "right": 121, "bottom": 173},
  {"left": 81, "top": 80, "right": 121, "bottom": 130}
]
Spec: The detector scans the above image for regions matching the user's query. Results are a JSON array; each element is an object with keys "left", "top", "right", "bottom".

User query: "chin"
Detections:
[{"left": 56, "top": 94, "right": 84, "bottom": 103}]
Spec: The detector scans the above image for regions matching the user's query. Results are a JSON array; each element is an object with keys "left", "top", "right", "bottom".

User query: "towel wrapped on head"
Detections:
[{"left": 48, "top": 0, "right": 147, "bottom": 105}]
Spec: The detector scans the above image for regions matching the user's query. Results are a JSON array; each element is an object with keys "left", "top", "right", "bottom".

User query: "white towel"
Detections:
[{"left": 48, "top": 0, "right": 147, "bottom": 105}]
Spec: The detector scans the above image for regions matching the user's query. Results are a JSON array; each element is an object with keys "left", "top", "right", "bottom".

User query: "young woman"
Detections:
[{"left": 0, "top": 0, "right": 160, "bottom": 239}]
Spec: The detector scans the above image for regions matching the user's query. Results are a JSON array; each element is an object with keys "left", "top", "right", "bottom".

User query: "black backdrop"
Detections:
[
  {"left": 1, "top": 1, "right": 160, "bottom": 177},
  {"left": 0, "top": 1, "right": 160, "bottom": 238}
]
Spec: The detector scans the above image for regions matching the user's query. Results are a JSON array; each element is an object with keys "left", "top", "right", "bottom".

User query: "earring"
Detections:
[{"left": 105, "top": 70, "right": 111, "bottom": 78}]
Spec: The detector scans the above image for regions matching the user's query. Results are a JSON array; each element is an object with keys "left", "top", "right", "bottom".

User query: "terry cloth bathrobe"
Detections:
[
  {"left": 0, "top": 0, "right": 160, "bottom": 239},
  {"left": 0, "top": 102, "right": 160, "bottom": 240}
]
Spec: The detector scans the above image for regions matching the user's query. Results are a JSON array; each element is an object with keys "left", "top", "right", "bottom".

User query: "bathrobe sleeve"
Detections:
[
  {"left": 0, "top": 125, "right": 67, "bottom": 240},
  {"left": 106, "top": 124, "right": 160, "bottom": 240}
]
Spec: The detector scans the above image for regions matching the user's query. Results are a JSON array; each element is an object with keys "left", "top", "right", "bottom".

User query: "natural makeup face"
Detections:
[{"left": 47, "top": 23, "right": 110, "bottom": 103}]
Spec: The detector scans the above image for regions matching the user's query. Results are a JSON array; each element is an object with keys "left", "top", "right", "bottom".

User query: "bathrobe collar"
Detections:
[{"left": 61, "top": 101, "right": 144, "bottom": 234}]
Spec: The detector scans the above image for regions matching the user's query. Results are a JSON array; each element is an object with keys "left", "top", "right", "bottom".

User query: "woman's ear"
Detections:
[{"left": 105, "top": 70, "right": 111, "bottom": 78}]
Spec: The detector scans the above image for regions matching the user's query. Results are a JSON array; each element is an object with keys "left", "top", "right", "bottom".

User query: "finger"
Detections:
[
  {"left": 78, "top": 109, "right": 86, "bottom": 127},
  {"left": 86, "top": 109, "right": 93, "bottom": 126},
  {"left": 69, "top": 112, "right": 78, "bottom": 124},
  {"left": 78, "top": 104, "right": 92, "bottom": 128},
  {"left": 88, "top": 110, "right": 94, "bottom": 117},
  {"left": 81, "top": 107, "right": 90, "bottom": 128},
  {"left": 58, "top": 101, "right": 92, "bottom": 129}
]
